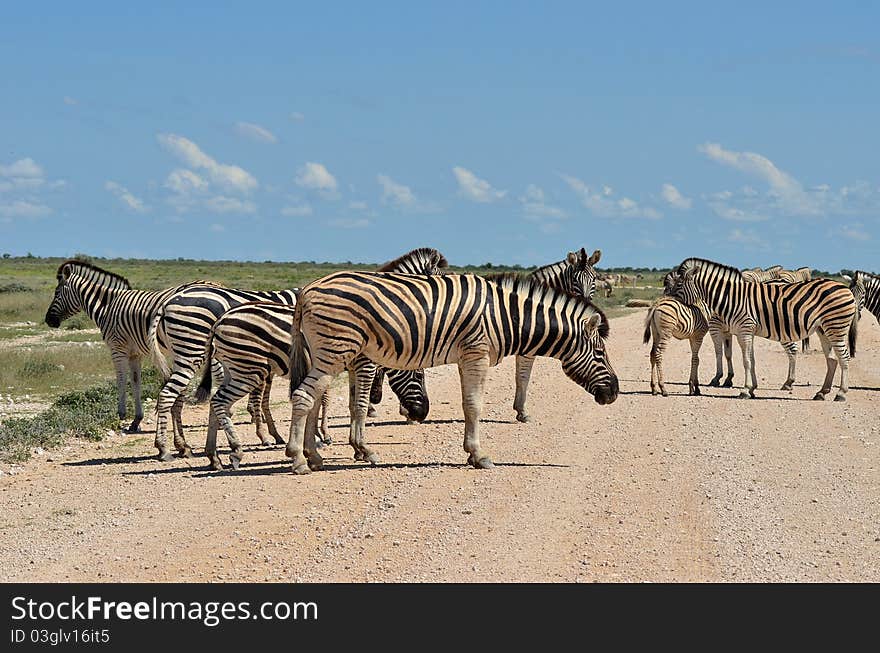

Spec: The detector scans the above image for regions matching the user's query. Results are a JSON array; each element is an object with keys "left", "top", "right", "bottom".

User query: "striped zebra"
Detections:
[
  {"left": 741, "top": 266, "right": 780, "bottom": 283},
  {"left": 201, "top": 302, "right": 428, "bottom": 470},
  {"left": 665, "top": 270, "right": 801, "bottom": 391},
  {"left": 777, "top": 267, "right": 813, "bottom": 352},
  {"left": 670, "top": 258, "right": 856, "bottom": 401},
  {"left": 846, "top": 270, "right": 878, "bottom": 331},
  {"left": 43, "top": 260, "right": 210, "bottom": 433},
  {"left": 285, "top": 271, "right": 618, "bottom": 474},
  {"left": 148, "top": 285, "right": 300, "bottom": 461},
  {"left": 642, "top": 296, "right": 708, "bottom": 396},
  {"left": 513, "top": 247, "right": 601, "bottom": 422}
]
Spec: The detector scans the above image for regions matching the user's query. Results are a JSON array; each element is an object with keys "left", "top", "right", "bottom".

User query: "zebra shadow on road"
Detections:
[{"left": 119, "top": 454, "right": 568, "bottom": 478}]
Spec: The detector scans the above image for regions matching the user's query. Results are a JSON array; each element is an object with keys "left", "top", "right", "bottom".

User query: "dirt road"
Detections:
[{"left": 1, "top": 309, "right": 878, "bottom": 582}]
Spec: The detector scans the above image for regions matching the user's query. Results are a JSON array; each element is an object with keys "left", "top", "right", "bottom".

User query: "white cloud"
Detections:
[
  {"left": 205, "top": 196, "right": 257, "bottom": 214},
  {"left": 698, "top": 142, "right": 818, "bottom": 215},
  {"left": 281, "top": 203, "right": 313, "bottom": 217},
  {"left": 290, "top": 112, "right": 305, "bottom": 122},
  {"left": 727, "top": 228, "right": 769, "bottom": 249},
  {"left": 377, "top": 174, "right": 417, "bottom": 207},
  {"left": 105, "top": 181, "right": 148, "bottom": 213},
  {"left": 708, "top": 201, "right": 767, "bottom": 222},
  {"left": 660, "top": 183, "right": 692, "bottom": 209},
  {"left": 840, "top": 225, "right": 870, "bottom": 241},
  {"left": 295, "top": 162, "right": 338, "bottom": 198},
  {"left": 519, "top": 184, "right": 567, "bottom": 220},
  {"left": 157, "top": 133, "right": 258, "bottom": 193},
  {"left": 235, "top": 122, "right": 278, "bottom": 144},
  {"left": 165, "top": 169, "right": 208, "bottom": 195},
  {"left": 0, "top": 200, "right": 52, "bottom": 218},
  {"left": 328, "top": 217, "right": 369, "bottom": 229},
  {"left": 0, "top": 158, "right": 44, "bottom": 179},
  {"left": 560, "top": 173, "right": 661, "bottom": 219},
  {"left": 452, "top": 166, "right": 506, "bottom": 203},
  {"left": 348, "top": 200, "right": 368, "bottom": 210}
]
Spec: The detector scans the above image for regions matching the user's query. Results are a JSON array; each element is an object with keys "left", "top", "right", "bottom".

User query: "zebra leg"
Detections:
[
  {"left": 111, "top": 350, "right": 128, "bottom": 426},
  {"left": 319, "top": 388, "right": 331, "bottom": 445},
  {"left": 650, "top": 331, "right": 668, "bottom": 396},
  {"left": 348, "top": 359, "right": 380, "bottom": 464},
  {"left": 204, "top": 404, "right": 223, "bottom": 471},
  {"left": 722, "top": 335, "right": 735, "bottom": 388},
  {"left": 802, "top": 336, "right": 810, "bottom": 354},
  {"left": 708, "top": 328, "right": 724, "bottom": 387},
  {"left": 813, "top": 331, "right": 842, "bottom": 401},
  {"left": 127, "top": 356, "right": 144, "bottom": 433},
  {"left": 736, "top": 333, "right": 756, "bottom": 399},
  {"left": 780, "top": 342, "right": 797, "bottom": 391},
  {"left": 261, "top": 376, "right": 285, "bottom": 445},
  {"left": 832, "top": 339, "right": 850, "bottom": 402},
  {"left": 246, "top": 388, "right": 267, "bottom": 441},
  {"left": 458, "top": 352, "right": 493, "bottom": 469},
  {"left": 154, "top": 367, "right": 195, "bottom": 461},
  {"left": 513, "top": 355, "right": 536, "bottom": 422},
  {"left": 688, "top": 333, "right": 705, "bottom": 396},
  {"left": 212, "top": 378, "right": 262, "bottom": 470},
  {"left": 367, "top": 367, "right": 385, "bottom": 417},
  {"left": 170, "top": 394, "right": 193, "bottom": 457},
  {"left": 287, "top": 370, "right": 333, "bottom": 474}
]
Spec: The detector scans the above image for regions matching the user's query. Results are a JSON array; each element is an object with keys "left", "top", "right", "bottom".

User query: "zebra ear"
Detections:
[
  {"left": 60, "top": 263, "right": 74, "bottom": 281},
  {"left": 566, "top": 251, "right": 579, "bottom": 266},
  {"left": 841, "top": 274, "right": 852, "bottom": 283},
  {"left": 684, "top": 265, "right": 700, "bottom": 280},
  {"left": 584, "top": 313, "right": 601, "bottom": 333},
  {"left": 587, "top": 249, "right": 601, "bottom": 266}
]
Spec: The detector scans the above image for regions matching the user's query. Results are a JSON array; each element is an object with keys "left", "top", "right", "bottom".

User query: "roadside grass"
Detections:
[
  {"left": 0, "top": 367, "right": 163, "bottom": 463},
  {"left": 0, "top": 345, "right": 127, "bottom": 397}
]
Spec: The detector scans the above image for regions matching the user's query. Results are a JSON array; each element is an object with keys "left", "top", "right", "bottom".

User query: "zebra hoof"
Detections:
[
  {"left": 737, "top": 392, "right": 750, "bottom": 399},
  {"left": 722, "top": 380, "right": 734, "bottom": 389},
  {"left": 367, "top": 406, "right": 377, "bottom": 418},
  {"left": 690, "top": 387, "right": 701, "bottom": 396},
  {"left": 207, "top": 458, "right": 223, "bottom": 471},
  {"left": 365, "top": 451, "right": 380, "bottom": 465},
  {"left": 308, "top": 457, "right": 324, "bottom": 471},
  {"left": 292, "top": 463, "right": 312, "bottom": 475},
  {"left": 833, "top": 394, "right": 846, "bottom": 402},
  {"left": 157, "top": 450, "right": 174, "bottom": 462},
  {"left": 179, "top": 446, "right": 194, "bottom": 459},
  {"left": 780, "top": 384, "right": 793, "bottom": 391},
  {"left": 230, "top": 457, "right": 242, "bottom": 471},
  {"left": 273, "top": 435, "right": 286, "bottom": 445},
  {"left": 474, "top": 457, "right": 494, "bottom": 469},
  {"left": 708, "top": 379, "right": 720, "bottom": 388},
  {"left": 812, "top": 393, "right": 825, "bottom": 401},
  {"left": 515, "top": 413, "right": 531, "bottom": 423}
]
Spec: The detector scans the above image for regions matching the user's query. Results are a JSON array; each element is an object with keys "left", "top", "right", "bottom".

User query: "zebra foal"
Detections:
[
  {"left": 642, "top": 296, "right": 708, "bottom": 396},
  {"left": 286, "top": 271, "right": 618, "bottom": 475}
]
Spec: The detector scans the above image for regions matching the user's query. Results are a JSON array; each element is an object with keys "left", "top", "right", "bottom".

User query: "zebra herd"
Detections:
[
  {"left": 646, "top": 261, "right": 862, "bottom": 403},
  {"left": 43, "top": 247, "right": 618, "bottom": 473},
  {"left": 42, "top": 251, "right": 873, "bottom": 474}
]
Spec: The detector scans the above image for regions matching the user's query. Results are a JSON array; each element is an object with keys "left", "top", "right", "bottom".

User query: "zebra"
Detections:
[
  {"left": 665, "top": 270, "right": 801, "bottom": 391},
  {"left": 513, "top": 248, "right": 601, "bottom": 422},
  {"left": 43, "top": 260, "right": 211, "bottom": 433},
  {"left": 776, "top": 267, "right": 813, "bottom": 352},
  {"left": 149, "top": 247, "right": 449, "bottom": 461},
  {"left": 642, "top": 296, "right": 708, "bottom": 397},
  {"left": 846, "top": 270, "right": 879, "bottom": 330},
  {"left": 670, "top": 258, "right": 856, "bottom": 401},
  {"left": 201, "top": 302, "right": 429, "bottom": 470},
  {"left": 285, "top": 271, "right": 618, "bottom": 475},
  {"left": 148, "top": 285, "right": 300, "bottom": 461},
  {"left": 741, "top": 266, "right": 780, "bottom": 283}
]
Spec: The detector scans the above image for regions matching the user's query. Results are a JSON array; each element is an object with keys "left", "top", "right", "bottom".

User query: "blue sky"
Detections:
[{"left": 1, "top": 1, "right": 878, "bottom": 270}]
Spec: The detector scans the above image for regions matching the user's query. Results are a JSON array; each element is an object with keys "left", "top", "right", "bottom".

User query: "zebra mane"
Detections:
[
  {"left": 678, "top": 257, "right": 743, "bottom": 280},
  {"left": 855, "top": 270, "right": 880, "bottom": 284},
  {"left": 56, "top": 259, "right": 132, "bottom": 289},
  {"left": 377, "top": 247, "right": 449, "bottom": 273},
  {"left": 483, "top": 272, "right": 610, "bottom": 338}
]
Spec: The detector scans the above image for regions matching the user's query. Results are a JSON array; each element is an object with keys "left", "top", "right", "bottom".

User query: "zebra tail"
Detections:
[
  {"left": 147, "top": 310, "right": 171, "bottom": 380},
  {"left": 642, "top": 306, "right": 654, "bottom": 345},
  {"left": 289, "top": 303, "right": 310, "bottom": 399},
  {"left": 194, "top": 338, "right": 214, "bottom": 403},
  {"left": 849, "top": 309, "right": 858, "bottom": 359}
]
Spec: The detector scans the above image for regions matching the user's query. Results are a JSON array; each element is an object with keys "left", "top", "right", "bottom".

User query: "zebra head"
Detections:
[
  {"left": 386, "top": 368, "right": 429, "bottom": 422},
  {"left": 45, "top": 263, "right": 86, "bottom": 328},
  {"left": 560, "top": 308, "right": 618, "bottom": 405},
  {"left": 662, "top": 270, "right": 677, "bottom": 295},
  {"left": 45, "top": 260, "right": 131, "bottom": 328},
  {"left": 563, "top": 248, "right": 602, "bottom": 299},
  {"left": 670, "top": 264, "right": 712, "bottom": 316},
  {"left": 848, "top": 272, "right": 866, "bottom": 317},
  {"left": 377, "top": 247, "right": 449, "bottom": 275}
]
